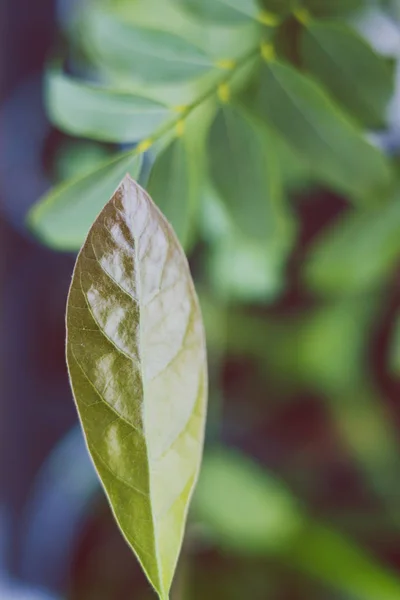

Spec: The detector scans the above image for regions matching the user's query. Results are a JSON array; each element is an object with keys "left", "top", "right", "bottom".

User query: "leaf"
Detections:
[
  {"left": 171, "top": 0, "right": 256, "bottom": 24},
  {"left": 304, "top": 192, "right": 400, "bottom": 295},
  {"left": 207, "top": 234, "right": 288, "bottom": 303},
  {"left": 390, "top": 316, "right": 400, "bottom": 375},
  {"left": 147, "top": 137, "right": 198, "bottom": 250},
  {"left": 85, "top": 8, "right": 214, "bottom": 83},
  {"left": 303, "top": 0, "right": 368, "bottom": 17},
  {"left": 194, "top": 449, "right": 400, "bottom": 600},
  {"left": 46, "top": 69, "right": 173, "bottom": 143},
  {"left": 208, "top": 104, "right": 286, "bottom": 240},
  {"left": 193, "top": 448, "right": 303, "bottom": 553},
  {"left": 66, "top": 175, "right": 208, "bottom": 599},
  {"left": 28, "top": 151, "right": 143, "bottom": 251},
  {"left": 301, "top": 21, "right": 395, "bottom": 128},
  {"left": 251, "top": 60, "right": 392, "bottom": 201}
]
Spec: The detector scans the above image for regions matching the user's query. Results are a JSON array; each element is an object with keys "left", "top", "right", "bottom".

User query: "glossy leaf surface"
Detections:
[
  {"left": 85, "top": 9, "right": 214, "bottom": 83},
  {"left": 301, "top": 21, "right": 394, "bottom": 128},
  {"left": 147, "top": 138, "right": 197, "bottom": 250},
  {"left": 252, "top": 60, "right": 392, "bottom": 200},
  {"left": 28, "top": 152, "right": 142, "bottom": 251},
  {"left": 66, "top": 175, "right": 208, "bottom": 599},
  {"left": 47, "top": 70, "right": 172, "bottom": 142}
]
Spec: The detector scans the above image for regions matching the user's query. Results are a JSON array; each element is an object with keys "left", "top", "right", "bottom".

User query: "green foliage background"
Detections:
[{"left": 27, "top": 0, "right": 400, "bottom": 598}]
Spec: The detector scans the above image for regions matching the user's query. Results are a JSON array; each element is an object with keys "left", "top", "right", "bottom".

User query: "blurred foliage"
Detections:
[{"left": 25, "top": 0, "right": 400, "bottom": 598}]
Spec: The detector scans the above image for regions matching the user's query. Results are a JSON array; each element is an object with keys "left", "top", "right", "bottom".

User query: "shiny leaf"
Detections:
[
  {"left": 85, "top": 8, "right": 214, "bottom": 83},
  {"left": 147, "top": 137, "right": 198, "bottom": 250},
  {"left": 66, "top": 175, "right": 208, "bottom": 599},
  {"left": 252, "top": 60, "right": 392, "bottom": 201},
  {"left": 301, "top": 21, "right": 395, "bottom": 128},
  {"left": 28, "top": 151, "right": 142, "bottom": 251},
  {"left": 304, "top": 192, "right": 400, "bottom": 295},
  {"left": 47, "top": 70, "right": 172, "bottom": 143}
]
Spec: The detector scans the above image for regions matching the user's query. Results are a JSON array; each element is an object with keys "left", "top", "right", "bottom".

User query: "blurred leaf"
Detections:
[
  {"left": 303, "top": 0, "right": 370, "bottom": 17},
  {"left": 194, "top": 448, "right": 400, "bottom": 599},
  {"left": 292, "top": 522, "right": 400, "bottom": 600},
  {"left": 207, "top": 234, "right": 287, "bottom": 303},
  {"left": 301, "top": 21, "right": 395, "bottom": 128},
  {"left": 260, "top": 0, "right": 293, "bottom": 18},
  {"left": 147, "top": 136, "right": 198, "bottom": 250},
  {"left": 47, "top": 69, "right": 173, "bottom": 143},
  {"left": 251, "top": 60, "right": 392, "bottom": 201},
  {"left": 66, "top": 175, "right": 208, "bottom": 600},
  {"left": 193, "top": 448, "right": 303, "bottom": 553},
  {"left": 172, "top": 0, "right": 258, "bottom": 23},
  {"left": 208, "top": 104, "right": 285, "bottom": 240},
  {"left": 295, "top": 299, "right": 378, "bottom": 392},
  {"left": 390, "top": 315, "right": 400, "bottom": 375},
  {"left": 84, "top": 8, "right": 215, "bottom": 83},
  {"left": 53, "top": 140, "right": 111, "bottom": 182},
  {"left": 28, "top": 151, "right": 142, "bottom": 251},
  {"left": 328, "top": 383, "right": 400, "bottom": 509},
  {"left": 304, "top": 192, "right": 400, "bottom": 295}
]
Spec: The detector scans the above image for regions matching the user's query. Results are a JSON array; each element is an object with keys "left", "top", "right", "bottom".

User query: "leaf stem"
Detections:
[{"left": 133, "top": 45, "right": 260, "bottom": 156}]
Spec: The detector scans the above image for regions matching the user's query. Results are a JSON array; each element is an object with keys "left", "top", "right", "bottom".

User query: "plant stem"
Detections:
[{"left": 132, "top": 45, "right": 261, "bottom": 155}]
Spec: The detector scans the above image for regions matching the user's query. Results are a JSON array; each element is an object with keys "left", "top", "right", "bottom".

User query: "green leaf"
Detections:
[
  {"left": 390, "top": 316, "right": 400, "bottom": 375},
  {"left": 195, "top": 449, "right": 400, "bottom": 600},
  {"left": 172, "top": 0, "right": 257, "bottom": 24},
  {"left": 208, "top": 104, "right": 285, "bottom": 240},
  {"left": 193, "top": 448, "right": 303, "bottom": 553},
  {"left": 301, "top": 21, "right": 395, "bottom": 128},
  {"left": 28, "top": 151, "right": 142, "bottom": 251},
  {"left": 304, "top": 192, "right": 400, "bottom": 295},
  {"left": 84, "top": 8, "right": 214, "bottom": 83},
  {"left": 207, "top": 234, "right": 287, "bottom": 303},
  {"left": 147, "top": 137, "right": 198, "bottom": 250},
  {"left": 303, "top": 0, "right": 369, "bottom": 17},
  {"left": 251, "top": 60, "right": 392, "bottom": 201},
  {"left": 47, "top": 69, "right": 173, "bottom": 143},
  {"left": 66, "top": 175, "right": 208, "bottom": 600}
]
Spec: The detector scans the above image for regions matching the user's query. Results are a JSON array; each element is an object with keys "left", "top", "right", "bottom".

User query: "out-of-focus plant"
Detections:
[{"left": 26, "top": 0, "right": 400, "bottom": 598}]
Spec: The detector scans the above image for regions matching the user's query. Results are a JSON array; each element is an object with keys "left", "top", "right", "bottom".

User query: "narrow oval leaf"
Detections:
[
  {"left": 303, "top": 192, "right": 400, "bottom": 295},
  {"left": 301, "top": 21, "right": 395, "bottom": 128},
  {"left": 47, "top": 70, "right": 173, "bottom": 142},
  {"left": 85, "top": 8, "right": 214, "bottom": 83},
  {"left": 66, "top": 175, "right": 208, "bottom": 599},
  {"left": 208, "top": 104, "right": 287, "bottom": 240},
  {"left": 28, "top": 151, "right": 142, "bottom": 251},
  {"left": 252, "top": 60, "right": 392, "bottom": 201},
  {"left": 147, "top": 138, "right": 198, "bottom": 250}
]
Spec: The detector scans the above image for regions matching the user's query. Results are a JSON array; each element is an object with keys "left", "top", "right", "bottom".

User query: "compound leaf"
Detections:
[{"left": 66, "top": 175, "right": 208, "bottom": 599}]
